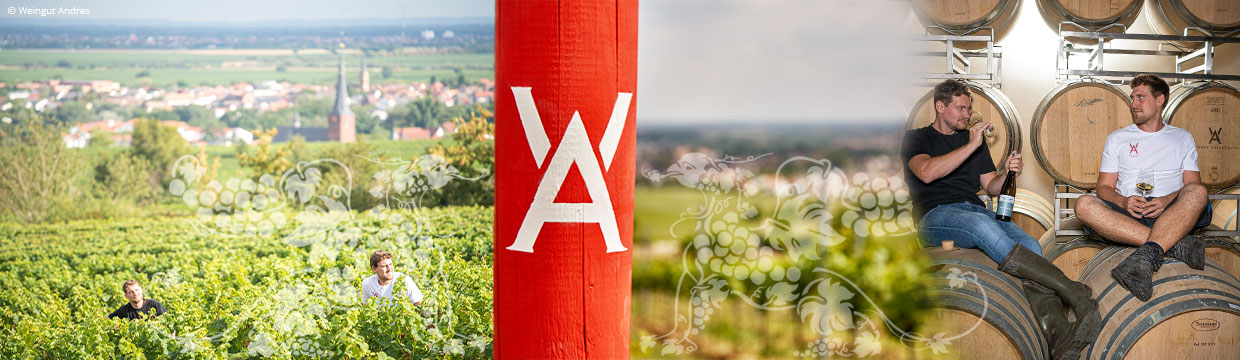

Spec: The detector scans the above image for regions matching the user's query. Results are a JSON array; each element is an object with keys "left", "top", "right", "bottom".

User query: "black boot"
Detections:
[
  {"left": 1165, "top": 234, "right": 1205, "bottom": 270},
  {"left": 1022, "top": 280, "right": 1073, "bottom": 357},
  {"left": 1111, "top": 242, "right": 1163, "bottom": 301},
  {"left": 999, "top": 245, "right": 1100, "bottom": 360}
]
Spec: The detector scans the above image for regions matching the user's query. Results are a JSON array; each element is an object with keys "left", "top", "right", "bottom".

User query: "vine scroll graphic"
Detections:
[
  {"left": 639, "top": 153, "right": 988, "bottom": 357},
  {"left": 150, "top": 154, "right": 492, "bottom": 357}
]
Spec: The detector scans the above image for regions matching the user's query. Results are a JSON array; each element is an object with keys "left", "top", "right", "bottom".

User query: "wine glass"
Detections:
[
  {"left": 968, "top": 111, "right": 995, "bottom": 139},
  {"left": 1136, "top": 171, "right": 1155, "bottom": 199}
]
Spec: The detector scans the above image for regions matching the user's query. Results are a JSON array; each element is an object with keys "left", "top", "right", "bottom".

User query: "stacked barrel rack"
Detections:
[{"left": 910, "top": 1, "right": 1240, "bottom": 359}]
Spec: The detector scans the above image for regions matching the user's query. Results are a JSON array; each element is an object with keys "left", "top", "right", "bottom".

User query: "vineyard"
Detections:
[{"left": 0, "top": 206, "right": 494, "bottom": 359}]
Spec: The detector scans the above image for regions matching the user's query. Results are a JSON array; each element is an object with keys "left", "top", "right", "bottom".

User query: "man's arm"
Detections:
[
  {"left": 107, "top": 305, "right": 123, "bottom": 319},
  {"left": 152, "top": 300, "right": 166, "bottom": 317},
  {"left": 1096, "top": 172, "right": 1145, "bottom": 218},
  {"left": 359, "top": 280, "right": 373, "bottom": 303},
  {"left": 980, "top": 152, "right": 1022, "bottom": 196},
  {"left": 908, "top": 123, "right": 989, "bottom": 184},
  {"left": 980, "top": 171, "right": 1001, "bottom": 196},
  {"left": 405, "top": 276, "right": 423, "bottom": 306}
]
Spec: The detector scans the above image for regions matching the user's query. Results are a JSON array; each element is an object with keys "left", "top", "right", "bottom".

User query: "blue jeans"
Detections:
[{"left": 919, "top": 202, "right": 1042, "bottom": 263}]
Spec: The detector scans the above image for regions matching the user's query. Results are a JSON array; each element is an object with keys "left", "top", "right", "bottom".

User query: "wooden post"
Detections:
[{"left": 495, "top": 0, "right": 637, "bottom": 358}]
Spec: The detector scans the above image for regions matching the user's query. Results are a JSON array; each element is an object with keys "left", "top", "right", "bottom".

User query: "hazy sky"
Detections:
[
  {"left": 0, "top": 0, "right": 914, "bottom": 123},
  {"left": 0, "top": 0, "right": 494, "bottom": 21},
  {"left": 638, "top": 0, "right": 913, "bottom": 123}
]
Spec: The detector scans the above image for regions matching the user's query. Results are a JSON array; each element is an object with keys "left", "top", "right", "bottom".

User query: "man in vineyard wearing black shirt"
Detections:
[
  {"left": 107, "top": 280, "right": 166, "bottom": 320},
  {"left": 903, "top": 80, "right": 1100, "bottom": 360}
]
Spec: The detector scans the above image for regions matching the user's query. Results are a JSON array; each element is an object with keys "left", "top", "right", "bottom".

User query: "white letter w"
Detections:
[{"left": 507, "top": 86, "right": 631, "bottom": 254}]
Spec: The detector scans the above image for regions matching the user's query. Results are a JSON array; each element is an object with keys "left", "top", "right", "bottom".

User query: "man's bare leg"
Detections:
[
  {"left": 1107, "top": 183, "right": 1208, "bottom": 301},
  {"left": 1146, "top": 182, "right": 1207, "bottom": 251},
  {"left": 1074, "top": 195, "right": 1150, "bottom": 246}
]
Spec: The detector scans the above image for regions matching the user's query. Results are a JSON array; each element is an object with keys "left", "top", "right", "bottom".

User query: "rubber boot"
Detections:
[
  {"left": 998, "top": 245, "right": 1101, "bottom": 360},
  {"left": 1165, "top": 234, "right": 1205, "bottom": 270},
  {"left": 1022, "top": 280, "right": 1073, "bottom": 357}
]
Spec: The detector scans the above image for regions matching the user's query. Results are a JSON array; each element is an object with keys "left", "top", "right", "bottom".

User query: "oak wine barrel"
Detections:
[
  {"left": 1164, "top": 81, "right": 1240, "bottom": 190},
  {"left": 925, "top": 247, "right": 1048, "bottom": 360},
  {"left": 1013, "top": 189, "right": 1054, "bottom": 240},
  {"left": 1205, "top": 234, "right": 1240, "bottom": 279},
  {"left": 1211, "top": 187, "right": 1239, "bottom": 232},
  {"left": 908, "top": 80, "right": 1022, "bottom": 171},
  {"left": 911, "top": 0, "right": 1021, "bottom": 50},
  {"left": 1035, "top": 0, "right": 1141, "bottom": 44},
  {"left": 1079, "top": 246, "right": 1240, "bottom": 359},
  {"left": 1145, "top": 0, "right": 1240, "bottom": 47},
  {"left": 1038, "top": 224, "right": 1109, "bottom": 281},
  {"left": 1032, "top": 79, "right": 1134, "bottom": 190}
]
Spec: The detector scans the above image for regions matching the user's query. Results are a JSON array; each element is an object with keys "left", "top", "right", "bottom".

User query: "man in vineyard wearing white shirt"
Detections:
[
  {"left": 361, "top": 250, "right": 424, "bottom": 306},
  {"left": 1074, "top": 74, "right": 1211, "bottom": 302}
]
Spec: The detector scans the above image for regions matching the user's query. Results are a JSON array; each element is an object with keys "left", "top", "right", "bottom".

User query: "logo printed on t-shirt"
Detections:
[{"left": 1128, "top": 143, "right": 1139, "bottom": 157}]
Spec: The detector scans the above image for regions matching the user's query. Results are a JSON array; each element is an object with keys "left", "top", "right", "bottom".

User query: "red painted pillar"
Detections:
[{"left": 495, "top": 0, "right": 636, "bottom": 358}]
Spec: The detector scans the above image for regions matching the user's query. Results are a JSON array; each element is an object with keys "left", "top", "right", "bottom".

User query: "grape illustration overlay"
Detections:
[
  {"left": 638, "top": 153, "right": 988, "bottom": 357},
  {"left": 157, "top": 153, "right": 491, "bottom": 357}
]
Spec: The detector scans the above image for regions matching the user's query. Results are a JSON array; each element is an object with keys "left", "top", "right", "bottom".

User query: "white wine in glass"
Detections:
[{"left": 1136, "top": 172, "right": 1154, "bottom": 198}]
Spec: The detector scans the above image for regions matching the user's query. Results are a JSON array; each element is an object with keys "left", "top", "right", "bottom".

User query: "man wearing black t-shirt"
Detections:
[
  {"left": 107, "top": 280, "right": 166, "bottom": 320},
  {"left": 902, "top": 80, "right": 1099, "bottom": 360}
]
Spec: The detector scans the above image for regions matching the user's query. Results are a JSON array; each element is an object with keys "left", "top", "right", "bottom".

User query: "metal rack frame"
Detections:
[
  {"left": 1055, "top": 22, "right": 1240, "bottom": 83},
  {"left": 913, "top": 26, "right": 1003, "bottom": 87}
]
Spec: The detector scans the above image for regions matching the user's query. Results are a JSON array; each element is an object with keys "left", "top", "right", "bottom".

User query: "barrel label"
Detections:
[
  {"left": 1206, "top": 96, "right": 1225, "bottom": 106},
  {"left": 1200, "top": 145, "right": 1238, "bottom": 151},
  {"left": 1191, "top": 318, "right": 1220, "bottom": 331},
  {"left": 1074, "top": 98, "right": 1103, "bottom": 107}
]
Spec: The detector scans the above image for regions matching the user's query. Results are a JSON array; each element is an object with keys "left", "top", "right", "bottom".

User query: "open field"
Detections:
[
  {"left": 0, "top": 49, "right": 493, "bottom": 87},
  {"left": 197, "top": 138, "right": 455, "bottom": 180}
]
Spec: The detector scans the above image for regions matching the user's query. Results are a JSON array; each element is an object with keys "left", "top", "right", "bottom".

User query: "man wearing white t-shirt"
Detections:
[
  {"left": 361, "top": 250, "right": 424, "bottom": 306},
  {"left": 1074, "top": 74, "right": 1211, "bottom": 302}
]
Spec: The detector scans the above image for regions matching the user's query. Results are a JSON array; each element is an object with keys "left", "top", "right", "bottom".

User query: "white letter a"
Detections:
[{"left": 508, "top": 87, "right": 630, "bottom": 253}]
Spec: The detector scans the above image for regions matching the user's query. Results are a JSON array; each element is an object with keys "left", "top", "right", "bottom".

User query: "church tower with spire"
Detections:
[
  {"left": 360, "top": 54, "right": 371, "bottom": 95},
  {"left": 328, "top": 53, "right": 356, "bottom": 143}
]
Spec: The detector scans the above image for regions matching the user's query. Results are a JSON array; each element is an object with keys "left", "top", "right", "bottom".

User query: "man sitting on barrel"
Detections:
[
  {"left": 903, "top": 79, "right": 1101, "bottom": 360},
  {"left": 1074, "top": 73, "right": 1211, "bottom": 302}
]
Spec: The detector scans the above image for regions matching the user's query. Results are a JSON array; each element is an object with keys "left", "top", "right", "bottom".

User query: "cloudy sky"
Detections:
[{"left": 1, "top": 0, "right": 915, "bottom": 123}]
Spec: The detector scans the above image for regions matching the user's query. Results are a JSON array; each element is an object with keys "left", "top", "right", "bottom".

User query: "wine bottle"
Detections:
[{"left": 995, "top": 168, "right": 1017, "bottom": 221}]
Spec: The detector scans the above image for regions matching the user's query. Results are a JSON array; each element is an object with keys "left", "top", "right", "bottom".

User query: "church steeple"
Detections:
[
  {"left": 360, "top": 54, "right": 371, "bottom": 94},
  {"left": 332, "top": 53, "right": 353, "bottom": 117},
  {"left": 328, "top": 52, "right": 356, "bottom": 143}
]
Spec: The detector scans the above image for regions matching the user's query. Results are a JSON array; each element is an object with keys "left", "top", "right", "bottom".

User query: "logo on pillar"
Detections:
[{"left": 507, "top": 86, "right": 631, "bottom": 254}]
